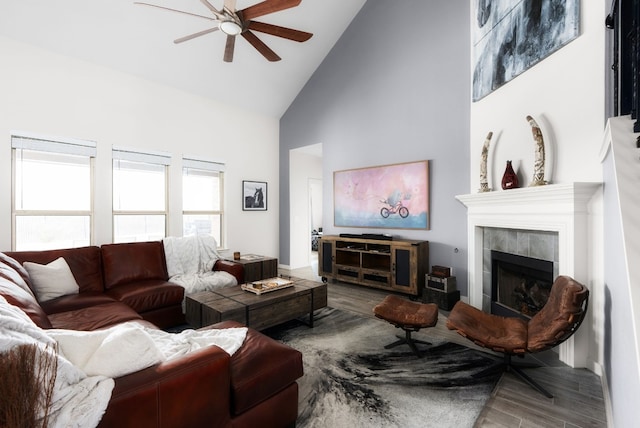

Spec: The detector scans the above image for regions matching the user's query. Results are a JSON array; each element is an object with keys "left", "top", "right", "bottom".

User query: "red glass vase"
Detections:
[{"left": 501, "top": 160, "right": 519, "bottom": 190}]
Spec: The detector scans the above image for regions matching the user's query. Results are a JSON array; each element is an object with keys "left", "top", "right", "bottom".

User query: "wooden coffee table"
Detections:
[{"left": 185, "top": 276, "right": 327, "bottom": 331}]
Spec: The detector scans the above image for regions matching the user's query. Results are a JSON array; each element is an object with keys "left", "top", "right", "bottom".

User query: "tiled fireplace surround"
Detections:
[
  {"left": 482, "top": 227, "right": 560, "bottom": 313},
  {"left": 456, "top": 182, "right": 601, "bottom": 368}
]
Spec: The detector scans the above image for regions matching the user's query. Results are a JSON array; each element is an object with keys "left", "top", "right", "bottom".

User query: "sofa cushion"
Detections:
[
  {"left": 212, "top": 320, "right": 304, "bottom": 415},
  {"left": 101, "top": 242, "right": 168, "bottom": 290},
  {"left": 6, "top": 246, "right": 104, "bottom": 293},
  {"left": 48, "top": 301, "right": 143, "bottom": 330},
  {"left": 105, "top": 280, "right": 184, "bottom": 314},
  {"left": 138, "top": 305, "right": 186, "bottom": 330},
  {"left": 23, "top": 257, "right": 80, "bottom": 302},
  {"left": 40, "top": 292, "right": 119, "bottom": 315},
  {"left": 0, "top": 274, "right": 52, "bottom": 329}
]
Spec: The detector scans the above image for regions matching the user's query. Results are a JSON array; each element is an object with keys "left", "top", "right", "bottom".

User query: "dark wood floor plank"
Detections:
[
  {"left": 496, "top": 372, "right": 606, "bottom": 423},
  {"left": 527, "top": 372, "right": 607, "bottom": 415},
  {"left": 474, "top": 406, "right": 522, "bottom": 428},
  {"left": 489, "top": 396, "right": 565, "bottom": 427}
]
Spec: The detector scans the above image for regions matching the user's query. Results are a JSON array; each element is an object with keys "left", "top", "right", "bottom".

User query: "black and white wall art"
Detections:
[
  {"left": 473, "top": 0, "right": 580, "bottom": 101},
  {"left": 243, "top": 180, "right": 267, "bottom": 211}
]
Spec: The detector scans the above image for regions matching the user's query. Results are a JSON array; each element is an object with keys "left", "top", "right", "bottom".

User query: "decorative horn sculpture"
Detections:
[
  {"left": 527, "top": 115, "right": 547, "bottom": 186},
  {"left": 479, "top": 131, "right": 493, "bottom": 193}
]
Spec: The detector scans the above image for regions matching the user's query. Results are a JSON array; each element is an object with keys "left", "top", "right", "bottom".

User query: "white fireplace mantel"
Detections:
[{"left": 456, "top": 182, "right": 601, "bottom": 367}]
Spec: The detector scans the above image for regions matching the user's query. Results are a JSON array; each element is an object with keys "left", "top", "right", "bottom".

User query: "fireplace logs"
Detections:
[{"left": 491, "top": 250, "right": 554, "bottom": 319}]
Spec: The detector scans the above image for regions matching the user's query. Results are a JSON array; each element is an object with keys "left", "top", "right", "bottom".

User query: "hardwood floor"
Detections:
[{"left": 281, "top": 265, "right": 608, "bottom": 428}]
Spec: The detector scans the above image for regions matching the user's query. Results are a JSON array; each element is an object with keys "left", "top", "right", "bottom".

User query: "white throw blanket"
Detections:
[
  {"left": 163, "top": 235, "right": 238, "bottom": 304},
  {"left": 144, "top": 325, "right": 247, "bottom": 360},
  {"left": 0, "top": 296, "right": 114, "bottom": 428},
  {"left": 0, "top": 295, "right": 247, "bottom": 428},
  {"left": 48, "top": 322, "right": 248, "bottom": 376}
]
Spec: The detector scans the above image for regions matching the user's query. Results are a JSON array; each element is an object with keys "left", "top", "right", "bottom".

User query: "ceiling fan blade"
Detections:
[
  {"left": 224, "top": 0, "right": 237, "bottom": 12},
  {"left": 242, "top": 30, "right": 281, "bottom": 61},
  {"left": 247, "top": 21, "right": 312, "bottom": 42},
  {"left": 240, "top": 0, "right": 301, "bottom": 21},
  {"left": 134, "top": 2, "right": 216, "bottom": 21},
  {"left": 224, "top": 35, "right": 236, "bottom": 62},
  {"left": 174, "top": 27, "right": 219, "bottom": 44},
  {"left": 199, "top": 0, "right": 225, "bottom": 19}
]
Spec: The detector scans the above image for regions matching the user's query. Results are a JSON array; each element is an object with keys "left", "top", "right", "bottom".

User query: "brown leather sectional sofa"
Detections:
[{"left": 0, "top": 241, "right": 303, "bottom": 428}]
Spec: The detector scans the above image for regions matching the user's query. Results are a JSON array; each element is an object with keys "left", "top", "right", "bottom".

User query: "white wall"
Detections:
[
  {"left": 288, "top": 150, "right": 322, "bottom": 269},
  {"left": 309, "top": 178, "right": 323, "bottom": 232},
  {"left": 468, "top": 0, "right": 606, "bottom": 376},
  {"left": 469, "top": 3, "right": 605, "bottom": 189},
  {"left": 0, "top": 36, "right": 280, "bottom": 258}
]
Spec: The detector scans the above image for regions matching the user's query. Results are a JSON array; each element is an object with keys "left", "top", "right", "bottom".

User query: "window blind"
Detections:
[
  {"left": 11, "top": 133, "right": 97, "bottom": 157},
  {"left": 112, "top": 146, "right": 171, "bottom": 166},
  {"left": 182, "top": 156, "right": 225, "bottom": 172}
]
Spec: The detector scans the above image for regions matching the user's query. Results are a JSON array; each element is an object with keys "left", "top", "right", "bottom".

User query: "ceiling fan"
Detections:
[{"left": 134, "top": 0, "right": 313, "bottom": 62}]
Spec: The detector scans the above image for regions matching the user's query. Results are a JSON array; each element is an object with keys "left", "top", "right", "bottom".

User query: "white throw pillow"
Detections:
[{"left": 23, "top": 257, "right": 80, "bottom": 302}]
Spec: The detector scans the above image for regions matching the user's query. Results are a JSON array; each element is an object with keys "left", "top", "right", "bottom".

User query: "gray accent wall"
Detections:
[{"left": 280, "top": 0, "right": 471, "bottom": 294}]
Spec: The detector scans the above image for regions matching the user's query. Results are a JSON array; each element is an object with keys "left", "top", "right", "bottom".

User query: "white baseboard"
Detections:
[{"left": 590, "top": 361, "right": 613, "bottom": 428}]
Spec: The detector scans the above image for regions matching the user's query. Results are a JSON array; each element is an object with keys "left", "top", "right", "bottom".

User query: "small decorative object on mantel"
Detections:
[
  {"left": 501, "top": 160, "right": 519, "bottom": 190},
  {"left": 478, "top": 131, "right": 493, "bottom": 193},
  {"left": 527, "top": 115, "right": 548, "bottom": 186}
]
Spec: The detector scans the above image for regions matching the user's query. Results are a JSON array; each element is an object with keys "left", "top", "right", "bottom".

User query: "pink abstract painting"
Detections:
[{"left": 333, "top": 161, "right": 429, "bottom": 229}]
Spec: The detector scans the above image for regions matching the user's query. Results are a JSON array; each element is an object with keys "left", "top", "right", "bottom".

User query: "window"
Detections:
[
  {"left": 182, "top": 157, "right": 225, "bottom": 247},
  {"left": 112, "top": 147, "right": 170, "bottom": 243},
  {"left": 12, "top": 134, "right": 96, "bottom": 251}
]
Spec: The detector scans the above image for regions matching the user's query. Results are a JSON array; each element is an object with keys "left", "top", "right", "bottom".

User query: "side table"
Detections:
[{"left": 231, "top": 255, "right": 278, "bottom": 283}]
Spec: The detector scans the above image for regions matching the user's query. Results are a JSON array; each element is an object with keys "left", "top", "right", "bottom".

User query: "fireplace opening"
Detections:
[{"left": 491, "top": 250, "right": 554, "bottom": 319}]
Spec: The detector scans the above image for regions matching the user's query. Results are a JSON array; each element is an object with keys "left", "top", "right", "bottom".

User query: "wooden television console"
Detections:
[{"left": 318, "top": 235, "right": 429, "bottom": 296}]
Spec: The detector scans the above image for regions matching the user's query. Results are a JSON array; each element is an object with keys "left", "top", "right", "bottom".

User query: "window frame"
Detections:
[
  {"left": 182, "top": 156, "right": 226, "bottom": 247},
  {"left": 112, "top": 147, "right": 171, "bottom": 243},
  {"left": 11, "top": 133, "right": 96, "bottom": 251}
]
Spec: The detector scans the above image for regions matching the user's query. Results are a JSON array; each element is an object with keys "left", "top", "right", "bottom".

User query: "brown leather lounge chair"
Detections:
[{"left": 446, "top": 275, "right": 589, "bottom": 398}]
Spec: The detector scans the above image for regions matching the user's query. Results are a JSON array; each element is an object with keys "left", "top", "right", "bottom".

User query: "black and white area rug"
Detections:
[{"left": 265, "top": 307, "right": 502, "bottom": 428}]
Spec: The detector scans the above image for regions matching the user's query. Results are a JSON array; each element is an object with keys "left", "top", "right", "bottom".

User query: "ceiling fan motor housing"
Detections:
[{"left": 220, "top": 20, "right": 243, "bottom": 35}]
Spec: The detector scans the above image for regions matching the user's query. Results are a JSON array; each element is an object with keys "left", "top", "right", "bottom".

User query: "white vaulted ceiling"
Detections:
[{"left": 0, "top": 0, "right": 366, "bottom": 117}]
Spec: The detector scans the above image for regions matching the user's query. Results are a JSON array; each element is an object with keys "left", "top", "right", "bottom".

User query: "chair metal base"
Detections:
[
  {"left": 384, "top": 329, "right": 431, "bottom": 358},
  {"left": 474, "top": 354, "right": 553, "bottom": 398},
  {"left": 506, "top": 359, "right": 553, "bottom": 398}
]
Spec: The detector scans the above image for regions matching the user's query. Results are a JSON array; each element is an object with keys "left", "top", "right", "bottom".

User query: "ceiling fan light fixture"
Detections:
[{"left": 220, "top": 20, "right": 242, "bottom": 36}]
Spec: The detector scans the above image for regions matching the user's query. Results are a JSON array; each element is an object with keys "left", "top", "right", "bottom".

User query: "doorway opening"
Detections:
[{"left": 289, "top": 144, "right": 323, "bottom": 270}]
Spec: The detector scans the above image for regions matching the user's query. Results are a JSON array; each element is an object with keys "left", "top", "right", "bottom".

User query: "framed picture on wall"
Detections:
[
  {"left": 333, "top": 160, "right": 430, "bottom": 229},
  {"left": 472, "top": 0, "right": 579, "bottom": 101},
  {"left": 243, "top": 180, "right": 267, "bottom": 211}
]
